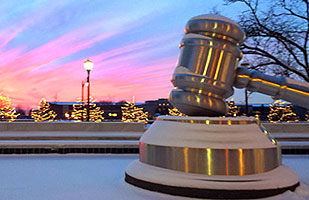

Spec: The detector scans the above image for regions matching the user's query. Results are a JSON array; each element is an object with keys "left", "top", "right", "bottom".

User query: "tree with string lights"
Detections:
[
  {"left": 280, "top": 105, "right": 299, "bottom": 122},
  {"left": 0, "top": 94, "right": 19, "bottom": 122},
  {"left": 121, "top": 101, "right": 148, "bottom": 123},
  {"left": 31, "top": 98, "right": 57, "bottom": 122},
  {"left": 68, "top": 98, "right": 104, "bottom": 122},
  {"left": 267, "top": 104, "right": 283, "bottom": 123},
  {"left": 168, "top": 107, "right": 186, "bottom": 116},
  {"left": 267, "top": 100, "right": 299, "bottom": 123},
  {"left": 225, "top": 101, "right": 239, "bottom": 117}
]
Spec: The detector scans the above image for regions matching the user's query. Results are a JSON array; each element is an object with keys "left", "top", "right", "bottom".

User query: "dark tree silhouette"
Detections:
[{"left": 226, "top": 0, "right": 309, "bottom": 82}]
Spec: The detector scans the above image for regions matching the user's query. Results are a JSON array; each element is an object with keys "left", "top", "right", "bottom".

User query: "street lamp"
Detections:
[{"left": 83, "top": 59, "right": 94, "bottom": 121}]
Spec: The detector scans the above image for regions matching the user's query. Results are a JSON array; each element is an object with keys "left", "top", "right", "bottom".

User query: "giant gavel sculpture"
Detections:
[
  {"left": 125, "top": 14, "right": 303, "bottom": 199},
  {"left": 170, "top": 15, "right": 309, "bottom": 116}
]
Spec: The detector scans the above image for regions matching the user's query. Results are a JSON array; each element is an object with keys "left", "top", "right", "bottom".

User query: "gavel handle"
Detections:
[{"left": 234, "top": 67, "right": 309, "bottom": 109}]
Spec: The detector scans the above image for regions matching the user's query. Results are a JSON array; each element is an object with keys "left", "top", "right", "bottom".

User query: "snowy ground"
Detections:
[{"left": 0, "top": 154, "right": 308, "bottom": 200}]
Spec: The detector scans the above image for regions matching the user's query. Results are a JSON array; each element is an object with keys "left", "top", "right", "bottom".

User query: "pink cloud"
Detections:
[
  {"left": 0, "top": 47, "right": 25, "bottom": 66},
  {"left": 1, "top": 32, "right": 113, "bottom": 79},
  {"left": 6, "top": 55, "right": 177, "bottom": 109},
  {"left": 1, "top": 29, "right": 179, "bottom": 110}
]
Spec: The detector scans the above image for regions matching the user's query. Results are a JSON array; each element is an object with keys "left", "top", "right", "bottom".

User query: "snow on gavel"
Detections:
[{"left": 169, "top": 14, "right": 309, "bottom": 116}]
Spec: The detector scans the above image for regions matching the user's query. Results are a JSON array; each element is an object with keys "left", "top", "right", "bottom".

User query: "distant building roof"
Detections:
[
  {"left": 49, "top": 102, "right": 81, "bottom": 105},
  {"left": 49, "top": 102, "right": 144, "bottom": 106}
]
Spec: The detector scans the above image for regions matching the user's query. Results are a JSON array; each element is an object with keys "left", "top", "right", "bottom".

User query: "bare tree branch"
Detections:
[
  {"left": 280, "top": 0, "right": 309, "bottom": 21},
  {"left": 243, "top": 43, "right": 309, "bottom": 81},
  {"left": 227, "top": 0, "right": 309, "bottom": 82}
]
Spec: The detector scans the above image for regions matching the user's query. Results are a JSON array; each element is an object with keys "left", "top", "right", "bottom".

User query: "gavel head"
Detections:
[{"left": 169, "top": 14, "right": 246, "bottom": 116}]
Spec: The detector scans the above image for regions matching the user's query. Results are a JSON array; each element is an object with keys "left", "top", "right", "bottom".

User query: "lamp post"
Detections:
[
  {"left": 245, "top": 88, "right": 249, "bottom": 115},
  {"left": 83, "top": 59, "right": 94, "bottom": 121},
  {"left": 240, "top": 63, "right": 250, "bottom": 116},
  {"left": 81, "top": 81, "right": 85, "bottom": 121}
]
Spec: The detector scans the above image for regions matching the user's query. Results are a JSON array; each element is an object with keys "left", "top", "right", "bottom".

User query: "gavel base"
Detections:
[
  {"left": 125, "top": 160, "right": 299, "bottom": 199},
  {"left": 125, "top": 116, "right": 300, "bottom": 199}
]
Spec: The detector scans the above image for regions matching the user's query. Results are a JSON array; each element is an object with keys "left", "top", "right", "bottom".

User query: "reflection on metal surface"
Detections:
[
  {"left": 184, "top": 147, "right": 189, "bottom": 173},
  {"left": 225, "top": 149, "right": 229, "bottom": 175},
  {"left": 202, "top": 47, "right": 212, "bottom": 76},
  {"left": 236, "top": 75, "right": 309, "bottom": 96},
  {"left": 184, "top": 15, "right": 246, "bottom": 44},
  {"left": 169, "top": 15, "right": 244, "bottom": 116},
  {"left": 238, "top": 149, "right": 244, "bottom": 176},
  {"left": 207, "top": 148, "right": 212, "bottom": 175},
  {"left": 235, "top": 67, "right": 309, "bottom": 109},
  {"left": 258, "top": 124, "right": 279, "bottom": 146},
  {"left": 139, "top": 143, "right": 280, "bottom": 176},
  {"left": 214, "top": 50, "right": 224, "bottom": 83},
  {"left": 255, "top": 149, "right": 264, "bottom": 174}
]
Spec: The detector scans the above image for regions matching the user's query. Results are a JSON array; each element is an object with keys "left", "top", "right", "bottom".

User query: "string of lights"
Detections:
[
  {"left": 225, "top": 101, "right": 240, "bottom": 117},
  {"left": 66, "top": 98, "right": 104, "bottom": 122},
  {"left": 267, "top": 100, "right": 299, "bottom": 123},
  {"left": 31, "top": 98, "right": 57, "bottom": 122},
  {"left": 0, "top": 94, "right": 19, "bottom": 122},
  {"left": 121, "top": 101, "right": 148, "bottom": 123},
  {"left": 168, "top": 107, "right": 186, "bottom": 116}
]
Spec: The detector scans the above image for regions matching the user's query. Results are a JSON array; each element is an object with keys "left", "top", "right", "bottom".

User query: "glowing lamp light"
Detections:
[{"left": 83, "top": 59, "right": 94, "bottom": 71}]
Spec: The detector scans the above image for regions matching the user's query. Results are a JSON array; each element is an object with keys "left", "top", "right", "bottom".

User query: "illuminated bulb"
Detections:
[{"left": 83, "top": 60, "right": 94, "bottom": 71}]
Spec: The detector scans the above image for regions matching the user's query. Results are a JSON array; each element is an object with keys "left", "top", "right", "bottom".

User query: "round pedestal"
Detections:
[
  {"left": 126, "top": 160, "right": 299, "bottom": 199},
  {"left": 125, "top": 116, "right": 299, "bottom": 199}
]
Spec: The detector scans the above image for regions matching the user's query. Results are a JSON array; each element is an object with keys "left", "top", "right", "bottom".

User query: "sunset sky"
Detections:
[{"left": 0, "top": 0, "right": 273, "bottom": 110}]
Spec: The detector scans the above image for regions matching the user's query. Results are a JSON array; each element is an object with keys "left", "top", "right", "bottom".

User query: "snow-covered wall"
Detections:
[
  {"left": 262, "top": 123, "right": 309, "bottom": 133},
  {"left": 0, "top": 122, "right": 146, "bottom": 132}
]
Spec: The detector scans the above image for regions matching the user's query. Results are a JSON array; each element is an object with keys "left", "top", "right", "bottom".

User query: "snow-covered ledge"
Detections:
[{"left": 0, "top": 122, "right": 146, "bottom": 132}]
